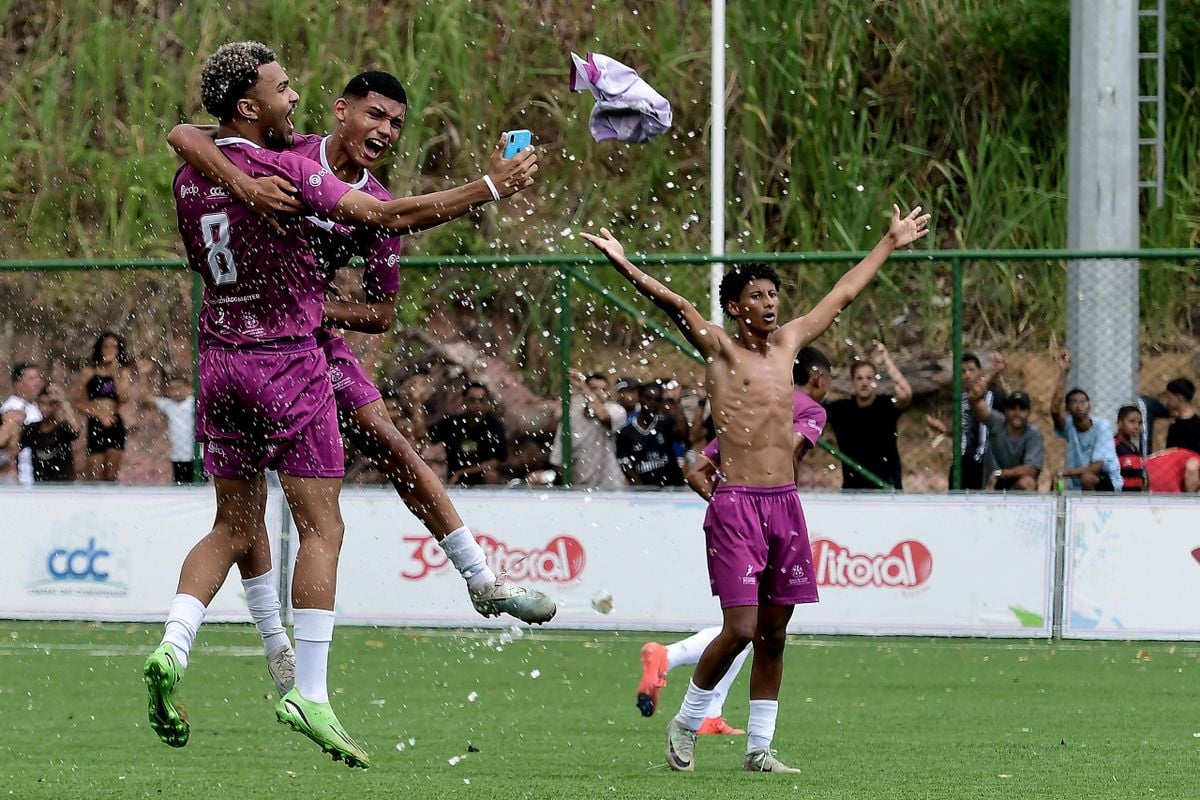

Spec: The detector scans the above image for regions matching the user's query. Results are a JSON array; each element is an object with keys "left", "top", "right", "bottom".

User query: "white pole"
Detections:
[{"left": 709, "top": 0, "right": 726, "bottom": 324}]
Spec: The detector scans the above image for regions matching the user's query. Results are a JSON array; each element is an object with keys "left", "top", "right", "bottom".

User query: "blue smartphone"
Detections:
[{"left": 503, "top": 129, "right": 531, "bottom": 158}]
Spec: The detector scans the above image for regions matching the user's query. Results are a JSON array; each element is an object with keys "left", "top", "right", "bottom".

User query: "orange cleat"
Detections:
[
  {"left": 636, "top": 642, "right": 669, "bottom": 717},
  {"left": 697, "top": 716, "right": 745, "bottom": 735}
]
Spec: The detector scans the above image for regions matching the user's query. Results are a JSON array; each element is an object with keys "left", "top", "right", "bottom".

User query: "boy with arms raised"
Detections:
[{"left": 582, "top": 204, "right": 929, "bottom": 773}]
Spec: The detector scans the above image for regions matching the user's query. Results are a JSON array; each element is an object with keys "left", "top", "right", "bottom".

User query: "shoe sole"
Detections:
[
  {"left": 276, "top": 704, "right": 370, "bottom": 769},
  {"left": 143, "top": 658, "right": 189, "bottom": 748},
  {"left": 637, "top": 645, "right": 666, "bottom": 716},
  {"left": 473, "top": 600, "right": 557, "bottom": 625}
]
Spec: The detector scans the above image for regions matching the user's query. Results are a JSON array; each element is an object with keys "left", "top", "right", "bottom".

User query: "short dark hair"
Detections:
[
  {"left": 1066, "top": 388, "right": 1089, "bottom": 403},
  {"left": 11, "top": 361, "right": 37, "bottom": 384},
  {"left": 586, "top": 373, "right": 608, "bottom": 384},
  {"left": 793, "top": 347, "right": 831, "bottom": 388},
  {"left": 342, "top": 70, "right": 407, "bottom": 107},
  {"left": 1117, "top": 405, "right": 1141, "bottom": 421},
  {"left": 91, "top": 332, "right": 128, "bottom": 366},
  {"left": 638, "top": 382, "right": 663, "bottom": 401},
  {"left": 1167, "top": 377, "right": 1195, "bottom": 402},
  {"left": 462, "top": 382, "right": 489, "bottom": 398},
  {"left": 200, "top": 41, "right": 277, "bottom": 121},
  {"left": 719, "top": 263, "right": 780, "bottom": 315},
  {"left": 850, "top": 360, "right": 875, "bottom": 379},
  {"left": 962, "top": 352, "right": 982, "bottom": 369}
]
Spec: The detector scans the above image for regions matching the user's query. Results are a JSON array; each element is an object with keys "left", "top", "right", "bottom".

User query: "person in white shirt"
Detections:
[
  {"left": 153, "top": 375, "right": 197, "bottom": 484},
  {"left": 1, "top": 362, "right": 45, "bottom": 486},
  {"left": 550, "top": 371, "right": 628, "bottom": 489}
]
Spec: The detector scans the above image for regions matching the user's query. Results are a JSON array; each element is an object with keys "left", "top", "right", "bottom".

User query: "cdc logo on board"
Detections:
[{"left": 28, "top": 538, "right": 129, "bottom": 598}]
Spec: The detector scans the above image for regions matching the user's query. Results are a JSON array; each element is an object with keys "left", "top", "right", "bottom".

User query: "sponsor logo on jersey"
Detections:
[
  {"left": 179, "top": 183, "right": 200, "bottom": 198},
  {"left": 206, "top": 186, "right": 229, "bottom": 199},
  {"left": 308, "top": 168, "right": 329, "bottom": 187},
  {"left": 812, "top": 538, "right": 933, "bottom": 588}
]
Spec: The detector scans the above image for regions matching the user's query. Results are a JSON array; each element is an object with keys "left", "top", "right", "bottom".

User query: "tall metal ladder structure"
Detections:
[{"left": 1137, "top": 0, "right": 1166, "bottom": 207}]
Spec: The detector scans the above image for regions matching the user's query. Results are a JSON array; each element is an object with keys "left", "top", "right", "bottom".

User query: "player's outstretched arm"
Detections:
[
  {"left": 777, "top": 205, "right": 930, "bottom": 353},
  {"left": 326, "top": 135, "right": 538, "bottom": 233},
  {"left": 581, "top": 228, "right": 724, "bottom": 360},
  {"left": 167, "top": 124, "right": 303, "bottom": 216}
]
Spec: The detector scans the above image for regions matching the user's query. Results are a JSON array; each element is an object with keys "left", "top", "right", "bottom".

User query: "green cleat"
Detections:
[
  {"left": 143, "top": 643, "right": 189, "bottom": 748},
  {"left": 470, "top": 576, "right": 557, "bottom": 625},
  {"left": 275, "top": 688, "right": 370, "bottom": 769}
]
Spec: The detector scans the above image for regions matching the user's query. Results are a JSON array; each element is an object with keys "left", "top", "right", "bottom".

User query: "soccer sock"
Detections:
[
  {"left": 439, "top": 527, "right": 497, "bottom": 594},
  {"left": 241, "top": 570, "right": 290, "bottom": 656},
  {"left": 747, "top": 699, "right": 779, "bottom": 753},
  {"left": 706, "top": 643, "right": 752, "bottom": 718},
  {"left": 161, "top": 593, "right": 207, "bottom": 669},
  {"left": 675, "top": 680, "right": 716, "bottom": 731},
  {"left": 666, "top": 626, "right": 722, "bottom": 671},
  {"left": 293, "top": 608, "right": 335, "bottom": 704}
]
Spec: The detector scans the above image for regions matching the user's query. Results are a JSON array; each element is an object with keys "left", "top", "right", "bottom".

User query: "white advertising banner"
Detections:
[
  {"left": 1065, "top": 496, "right": 1200, "bottom": 640},
  {"left": 0, "top": 486, "right": 280, "bottom": 622},
  {"left": 327, "top": 490, "right": 1056, "bottom": 636}
]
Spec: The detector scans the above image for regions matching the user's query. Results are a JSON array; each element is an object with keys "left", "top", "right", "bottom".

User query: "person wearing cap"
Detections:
[
  {"left": 614, "top": 376, "right": 641, "bottom": 419},
  {"left": 967, "top": 380, "right": 1043, "bottom": 491}
]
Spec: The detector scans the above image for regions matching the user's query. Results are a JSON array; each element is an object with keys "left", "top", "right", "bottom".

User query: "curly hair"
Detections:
[
  {"left": 200, "top": 41, "right": 277, "bottom": 121},
  {"left": 718, "top": 262, "right": 780, "bottom": 315}
]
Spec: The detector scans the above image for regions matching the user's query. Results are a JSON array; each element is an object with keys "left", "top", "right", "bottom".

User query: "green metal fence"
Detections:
[{"left": 3, "top": 247, "right": 1198, "bottom": 488}]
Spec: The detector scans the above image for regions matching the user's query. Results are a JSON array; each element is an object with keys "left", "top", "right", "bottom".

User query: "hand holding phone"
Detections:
[{"left": 503, "top": 129, "right": 532, "bottom": 159}]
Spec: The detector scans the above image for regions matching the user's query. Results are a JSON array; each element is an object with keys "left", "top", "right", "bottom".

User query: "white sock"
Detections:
[
  {"left": 161, "top": 593, "right": 207, "bottom": 669},
  {"left": 293, "top": 608, "right": 335, "bottom": 704},
  {"left": 706, "top": 644, "right": 752, "bottom": 718},
  {"left": 747, "top": 699, "right": 779, "bottom": 753},
  {"left": 666, "top": 626, "right": 722, "bottom": 671},
  {"left": 439, "top": 527, "right": 497, "bottom": 593},
  {"left": 675, "top": 680, "right": 716, "bottom": 731},
  {"left": 241, "top": 570, "right": 290, "bottom": 656}
]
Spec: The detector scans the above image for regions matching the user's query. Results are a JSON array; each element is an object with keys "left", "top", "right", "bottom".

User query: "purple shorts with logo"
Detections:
[
  {"left": 703, "top": 484, "right": 819, "bottom": 608},
  {"left": 321, "top": 333, "right": 382, "bottom": 415},
  {"left": 197, "top": 346, "right": 344, "bottom": 479}
]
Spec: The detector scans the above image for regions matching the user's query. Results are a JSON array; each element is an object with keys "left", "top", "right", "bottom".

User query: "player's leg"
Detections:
[
  {"left": 342, "top": 398, "right": 555, "bottom": 624},
  {"left": 274, "top": 473, "right": 369, "bottom": 769},
  {"left": 742, "top": 604, "right": 800, "bottom": 773},
  {"left": 666, "top": 605, "right": 757, "bottom": 771},
  {"left": 697, "top": 643, "right": 750, "bottom": 735},
  {"left": 145, "top": 474, "right": 268, "bottom": 747},
  {"left": 637, "top": 626, "right": 720, "bottom": 717}
]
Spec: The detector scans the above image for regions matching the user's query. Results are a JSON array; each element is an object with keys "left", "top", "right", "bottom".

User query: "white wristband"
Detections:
[{"left": 481, "top": 174, "right": 501, "bottom": 201}]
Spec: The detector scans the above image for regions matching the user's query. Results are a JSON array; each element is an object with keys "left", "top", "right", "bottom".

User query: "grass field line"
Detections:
[{"left": 3, "top": 626, "right": 1199, "bottom": 656}]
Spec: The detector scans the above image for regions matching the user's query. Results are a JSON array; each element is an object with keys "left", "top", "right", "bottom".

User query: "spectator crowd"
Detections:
[{"left": 4, "top": 334, "right": 1199, "bottom": 496}]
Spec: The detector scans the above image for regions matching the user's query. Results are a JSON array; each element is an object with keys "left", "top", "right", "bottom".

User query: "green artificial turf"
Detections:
[{"left": 0, "top": 622, "right": 1195, "bottom": 799}]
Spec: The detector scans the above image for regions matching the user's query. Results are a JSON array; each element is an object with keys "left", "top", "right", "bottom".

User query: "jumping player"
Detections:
[
  {"left": 637, "top": 347, "right": 832, "bottom": 736},
  {"left": 144, "top": 42, "right": 538, "bottom": 769},
  {"left": 583, "top": 205, "right": 929, "bottom": 774},
  {"left": 167, "top": 71, "right": 555, "bottom": 625}
]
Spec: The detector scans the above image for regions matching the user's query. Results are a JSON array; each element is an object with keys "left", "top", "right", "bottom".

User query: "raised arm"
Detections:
[
  {"left": 581, "top": 228, "right": 726, "bottom": 360},
  {"left": 871, "top": 340, "right": 912, "bottom": 409},
  {"left": 168, "top": 124, "right": 303, "bottom": 216},
  {"left": 777, "top": 205, "right": 930, "bottom": 353},
  {"left": 326, "top": 137, "right": 537, "bottom": 233},
  {"left": 967, "top": 376, "right": 992, "bottom": 423},
  {"left": 1050, "top": 348, "right": 1070, "bottom": 432}
]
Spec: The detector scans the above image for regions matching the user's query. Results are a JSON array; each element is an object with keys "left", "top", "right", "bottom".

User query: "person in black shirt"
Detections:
[
  {"left": 824, "top": 341, "right": 913, "bottom": 489},
  {"left": 20, "top": 385, "right": 80, "bottom": 483},
  {"left": 427, "top": 383, "right": 508, "bottom": 486},
  {"left": 615, "top": 382, "right": 685, "bottom": 487},
  {"left": 1164, "top": 378, "right": 1200, "bottom": 454}
]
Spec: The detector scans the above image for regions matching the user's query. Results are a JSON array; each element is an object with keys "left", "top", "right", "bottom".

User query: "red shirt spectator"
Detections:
[{"left": 1144, "top": 448, "right": 1200, "bottom": 493}]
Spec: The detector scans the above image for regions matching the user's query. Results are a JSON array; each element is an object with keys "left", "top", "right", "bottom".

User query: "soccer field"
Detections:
[{"left": 0, "top": 622, "right": 1194, "bottom": 800}]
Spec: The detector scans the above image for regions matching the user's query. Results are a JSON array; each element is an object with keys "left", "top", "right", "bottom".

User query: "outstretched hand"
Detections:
[
  {"left": 580, "top": 228, "right": 627, "bottom": 262},
  {"left": 887, "top": 204, "right": 931, "bottom": 248}
]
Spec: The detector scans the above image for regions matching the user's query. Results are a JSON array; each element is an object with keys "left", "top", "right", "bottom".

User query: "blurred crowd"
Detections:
[{"left": 4, "top": 333, "right": 1198, "bottom": 495}]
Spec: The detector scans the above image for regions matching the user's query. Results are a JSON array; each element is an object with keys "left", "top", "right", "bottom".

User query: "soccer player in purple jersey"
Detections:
[
  {"left": 583, "top": 207, "right": 928, "bottom": 774},
  {"left": 636, "top": 348, "right": 832, "bottom": 737},
  {"left": 166, "top": 71, "right": 554, "bottom": 626},
  {"left": 143, "top": 42, "right": 538, "bottom": 769}
]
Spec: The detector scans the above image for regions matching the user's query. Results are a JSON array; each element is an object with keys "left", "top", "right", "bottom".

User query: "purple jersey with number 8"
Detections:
[{"left": 174, "top": 136, "right": 354, "bottom": 351}]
